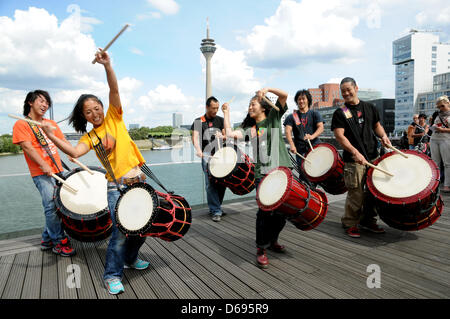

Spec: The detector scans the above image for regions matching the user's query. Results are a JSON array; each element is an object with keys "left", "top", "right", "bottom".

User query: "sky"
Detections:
[{"left": 0, "top": 0, "right": 449, "bottom": 134}]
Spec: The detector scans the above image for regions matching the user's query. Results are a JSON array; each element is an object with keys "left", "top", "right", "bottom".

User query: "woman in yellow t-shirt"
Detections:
[{"left": 42, "top": 49, "right": 149, "bottom": 295}]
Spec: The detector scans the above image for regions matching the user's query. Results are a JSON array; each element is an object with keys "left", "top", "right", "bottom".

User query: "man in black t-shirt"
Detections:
[
  {"left": 191, "top": 96, "right": 226, "bottom": 222},
  {"left": 331, "top": 77, "right": 391, "bottom": 238}
]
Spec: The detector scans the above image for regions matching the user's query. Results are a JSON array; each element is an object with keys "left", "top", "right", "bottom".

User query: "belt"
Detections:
[{"left": 118, "top": 173, "right": 146, "bottom": 186}]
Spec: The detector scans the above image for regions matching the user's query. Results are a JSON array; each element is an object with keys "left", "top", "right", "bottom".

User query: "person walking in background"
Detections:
[
  {"left": 430, "top": 96, "right": 450, "bottom": 193},
  {"left": 407, "top": 114, "right": 419, "bottom": 150}
]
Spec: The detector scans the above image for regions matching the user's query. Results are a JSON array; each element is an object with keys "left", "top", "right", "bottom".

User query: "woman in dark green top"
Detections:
[{"left": 222, "top": 87, "right": 292, "bottom": 268}]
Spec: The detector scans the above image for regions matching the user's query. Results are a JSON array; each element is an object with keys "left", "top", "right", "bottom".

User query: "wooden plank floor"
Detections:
[{"left": 0, "top": 192, "right": 449, "bottom": 299}]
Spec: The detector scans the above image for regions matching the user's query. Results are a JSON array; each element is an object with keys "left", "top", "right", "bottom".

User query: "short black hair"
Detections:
[
  {"left": 418, "top": 113, "right": 427, "bottom": 119},
  {"left": 206, "top": 96, "right": 219, "bottom": 107},
  {"left": 340, "top": 77, "right": 357, "bottom": 87},
  {"left": 23, "top": 90, "right": 52, "bottom": 116},
  {"left": 294, "top": 89, "right": 312, "bottom": 107},
  {"left": 69, "top": 94, "right": 104, "bottom": 133}
]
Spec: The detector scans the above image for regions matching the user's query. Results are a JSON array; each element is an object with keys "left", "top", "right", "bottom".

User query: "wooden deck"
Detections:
[{"left": 0, "top": 192, "right": 449, "bottom": 301}]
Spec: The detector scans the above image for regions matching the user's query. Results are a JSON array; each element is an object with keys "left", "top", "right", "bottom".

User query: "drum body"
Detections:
[
  {"left": 366, "top": 150, "right": 443, "bottom": 231},
  {"left": 115, "top": 183, "right": 191, "bottom": 242},
  {"left": 302, "top": 143, "right": 347, "bottom": 195},
  {"left": 256, "top": 166, "right": 328, "bottom": 231},
  {"left": 54, "top": 167, "right": 112, "bottom": 242},
  {"left": 208, "top": 144, "right": 255, "bottom": 195}
]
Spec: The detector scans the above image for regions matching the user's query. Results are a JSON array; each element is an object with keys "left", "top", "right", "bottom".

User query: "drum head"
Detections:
[
  {"left": 59, "top": 169, "right": 108, "bottom": 215},
  {"left": 372, "top": 153, "right": 433, "bottom": 198},
  {"left": 117, "top": 185, "right": 156, "bottom": 232},
  {"left": 258, "top": 169, "right": 288, "bottom": 207},
  {"left": 209, "top": 146, "right": 238, "bottom": 178},
  {"left": 304, "top": 146, "right": 335, "bottom": 178}
]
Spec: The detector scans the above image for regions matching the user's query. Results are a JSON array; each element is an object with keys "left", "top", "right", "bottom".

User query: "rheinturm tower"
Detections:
[{"left": 200, "top": 18, "right": 216, "bottom": 100}]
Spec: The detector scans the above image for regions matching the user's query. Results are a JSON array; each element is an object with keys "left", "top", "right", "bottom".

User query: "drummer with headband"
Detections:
[
  {"left": 331, "top": 77, "right": 391, "bottom": 238},
  {"left": 12, "top": 90, "right": 76, "bottom": 257},
  {"left": 41, "top": 50, "right": 149, "bottom": 295},
  {"left": 222, "top": 87, "right": 291, "bottom": 269}
]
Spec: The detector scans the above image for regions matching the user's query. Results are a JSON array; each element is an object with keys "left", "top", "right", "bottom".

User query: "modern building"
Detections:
[
  {"left": 172, "top": 113, "right": 183, "bottom": 128},
  {"left": 358, "top": 89, "right": 382, "bottom": 101},
  {"left": 200, "top": 18, "right": 216, "bottom": 100},
  {"left": 392, "top": 30, "right": 450, "bottom": 134},
  {"left": 308, "top": 83, "right": 344, "bottom": 108},
  {"left": 416, "top": 72, "right": 450, "bottom": 117},
  {"left": 315, "top": 105, "right": 337, "bottom": 137},
  {"left": 367, "top": 99, "right": 395, "bottom": 136}
]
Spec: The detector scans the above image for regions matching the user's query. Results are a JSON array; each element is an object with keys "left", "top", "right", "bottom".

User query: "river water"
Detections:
[{"left": 0, "top": 140, "right": 255, "bottom": 236}]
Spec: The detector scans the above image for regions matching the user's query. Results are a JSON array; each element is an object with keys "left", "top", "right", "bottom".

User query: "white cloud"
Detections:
[
  {"left": 130, "top": 48, "right": 144, "bottom": 56},
  {"left": 205, "top": 45, "right": 262, "bottom": 97},
  {"left": 239, "top": 0, "right": 364, "bottom": 68},
  {"left": 416, "top": 5, "right": 450, "bottom": 26},
  {"left": 146, "top": 0, "right": 180, "bottom": 15}
]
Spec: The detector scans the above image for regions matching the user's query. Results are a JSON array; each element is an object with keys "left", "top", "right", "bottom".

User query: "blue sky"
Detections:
[{"left": 1, "top": 0, "right": 449, "bottom": 134}]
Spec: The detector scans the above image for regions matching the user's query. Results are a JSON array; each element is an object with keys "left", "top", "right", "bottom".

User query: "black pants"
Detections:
[{"left": 255, "top": 177, "right": 287, "bottom": 249}]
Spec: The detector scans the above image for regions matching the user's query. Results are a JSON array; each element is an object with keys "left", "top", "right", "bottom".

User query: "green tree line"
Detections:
[
  {"left": 0, "top": 134, "right": 20, "bottom": 154},
  {"left": 128, "top": 126, "right": 190, "bottom": 140}
]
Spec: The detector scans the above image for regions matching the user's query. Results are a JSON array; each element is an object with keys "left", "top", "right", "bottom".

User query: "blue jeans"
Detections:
[
  {"left": 202, "top": 157, "right": 226, "bottom": 216},
  {"left": 32, "top": 175, "right": 66, "bottom": 244},
  {"left": 103, "top": 182, "right": 147, "bottom": 281}
]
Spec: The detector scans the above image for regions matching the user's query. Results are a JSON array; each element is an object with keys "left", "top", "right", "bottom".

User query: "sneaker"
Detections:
[
  {"left": 359, "top": 223, "right": 386, "bottom": 234},
  {"left": 256, "top": 248, "right": 269, "bottom": 268},
  {"left": 52, "top": 237, "right": 76, "bottom": 257},
  {"left": 104, "top": 278, "right": 124, "bottom": 295},
  {"left": 346, "top": 226, "right": 361, "bottom": 238},
  {"left": 40, "top": 240, "right": 54, "bottom": 251},
  {"left": 124, "top": 259, "right": 150, "bottom": 270},
  {"left": 212, "top": 215, "right": 221, "bottom": 222},
  {"left": 268, "top": 242, "right": 286, "bottom": 253}
]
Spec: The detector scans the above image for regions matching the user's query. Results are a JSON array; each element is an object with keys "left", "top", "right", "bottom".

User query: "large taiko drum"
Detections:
[
  {"left": 301, "top": 143, "right": 347, "bottom": 195},
  {"left": 256, "top": 166, "right": 328, "bottom": 231},
  {"left": 208, "top": 144, "right": 256, "bottom": 195},
  {"left": 366, "top": 150, "right": 443, "bottom": 231},
  {"left": 115, "top": 183, "right": 191, "bottom": 242},
  {"left": 54, "top": 167, "right": 112, "bottom": 242}
]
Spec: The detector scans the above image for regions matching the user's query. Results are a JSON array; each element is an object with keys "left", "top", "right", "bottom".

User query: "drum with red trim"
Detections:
[
  {"left": 366, "top": 150, "right": 443, "bottom": 231},
  {"left": 54, "top": 167, "right": 112, "bottom": 242},
  {"left": 301, "top": 143, "right": 347, "bottom": 195},
  {"left": 115, "top": 183, "right": 191, "bottom": 242},
  {"left": 256, "top": 166, "right": 328, "bottom": 231},
  {"left": 208, "top": 144, "right": 255, "bottom": 195}
]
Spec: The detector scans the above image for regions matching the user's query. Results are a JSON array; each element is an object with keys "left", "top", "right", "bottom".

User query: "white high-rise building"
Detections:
[
  {"left": 392, "top": 30, "right": 450, "bottom": 133},
  {"left": 172, "top": 113, "right": 183, "bottom": 128}
]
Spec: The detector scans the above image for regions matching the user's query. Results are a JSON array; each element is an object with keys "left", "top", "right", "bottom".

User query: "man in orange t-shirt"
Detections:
[{"left": 12, "top": 90, "right": 75, "bottom": 257}]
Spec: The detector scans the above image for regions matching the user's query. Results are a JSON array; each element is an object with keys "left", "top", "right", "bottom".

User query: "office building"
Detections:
[
  {"left": 416, "top": 72, "right": 450, "bottom": 117},
  {"left": 172, "top": 113, "right": 183, "bottom": 128},
  {"left": 392, "top": 30, "right": 450, "bottom": 134}
]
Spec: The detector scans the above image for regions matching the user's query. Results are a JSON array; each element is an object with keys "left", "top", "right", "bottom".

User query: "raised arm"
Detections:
[
  {"left": 257, "top": 87, "right": 288, "bottom": 109},
  {"left": 94, "top": 49, "right": 121, "bottom": 110},
  {"left": 41, "top": 123, "right": 90, "bottom": 158},
  {"left": 222, "top": 102, "right": 243, "bottom": 139}
]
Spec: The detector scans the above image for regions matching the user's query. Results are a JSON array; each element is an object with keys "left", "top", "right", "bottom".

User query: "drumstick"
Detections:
[
  {"left": 387, "top": 144, "right": 408, "bottom": 159},
  {"left": 51, "top": 174, "right": 78, "bottom": 193},
  {"left": 295, "top": 152, "right": 312, "bottom": 164},
  {"left": 366, "top": 163, "right": 394, "bottom": 177},
  {"left": 91, "top": 24, "right": 130, "bottom": 64},
  {"left": 307, "top": 139, "right": 315, "bottom": 153},
  {"left": 8, "top": 114, "right": 56, "bottom": 130},
  {"left": 261, "top": 95, "right": 280, "bottom": 111},
  {"left": 71, "top": 158, "right": 94, "bottom": 175}
]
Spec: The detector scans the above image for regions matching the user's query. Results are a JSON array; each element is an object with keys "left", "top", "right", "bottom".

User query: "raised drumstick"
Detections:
[
  {"left": 71, "top": 158, "right": 94, "bottom": 175},
  {"left": 8, "top": 114, "right": 56, "bottom": 130},
  {"left": 366, "top": 162, "right": 394, "bottom": 177},
  {"left": 261, "top": 95, "right": 280, "bottom": 111},
  {"left": 92, "top": 24, "right": 130, "bottom": 64}
]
